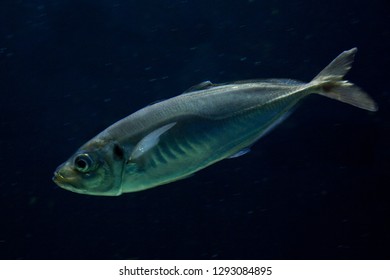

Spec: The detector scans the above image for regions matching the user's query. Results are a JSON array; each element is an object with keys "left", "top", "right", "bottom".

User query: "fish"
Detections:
[{"left": 53, "top": 48, "right": 377, "bottom": 196}]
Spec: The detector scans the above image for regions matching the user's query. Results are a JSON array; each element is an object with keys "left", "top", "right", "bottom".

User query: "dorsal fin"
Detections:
[
  {"left": 183, "top": 81, "right": 216, "bottom": 93},
  {"left": 148, "top": 99, "right": 166, "bottom": 106}
]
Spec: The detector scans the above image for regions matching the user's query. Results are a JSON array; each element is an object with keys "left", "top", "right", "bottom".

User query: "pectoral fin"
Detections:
[{"left": 130, "top": 122, "right": 176, "bottom": 160}]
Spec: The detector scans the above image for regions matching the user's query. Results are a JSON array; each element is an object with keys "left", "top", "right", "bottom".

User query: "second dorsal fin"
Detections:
[{"left": 183, "top": 81, "right": 216, "bottom": 93}]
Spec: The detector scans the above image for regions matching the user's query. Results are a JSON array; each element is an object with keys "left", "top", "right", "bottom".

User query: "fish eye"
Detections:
[{"left": 74, "top": 154, "right": 94, "bottom": 172}]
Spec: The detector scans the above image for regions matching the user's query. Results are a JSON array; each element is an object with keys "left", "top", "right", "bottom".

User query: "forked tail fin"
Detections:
[{"left": 311, "top": 48, "right": 378, "bottom": 112}]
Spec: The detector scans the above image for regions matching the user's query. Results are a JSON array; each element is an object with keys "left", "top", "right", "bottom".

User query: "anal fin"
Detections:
[{"left": 228, "top": 148, "right": 251, "bottom": 159}]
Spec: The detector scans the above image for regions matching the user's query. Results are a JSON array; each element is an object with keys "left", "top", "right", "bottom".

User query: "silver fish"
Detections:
[{"left": 53, "top": 48, "right": 377, "bottom": 196}]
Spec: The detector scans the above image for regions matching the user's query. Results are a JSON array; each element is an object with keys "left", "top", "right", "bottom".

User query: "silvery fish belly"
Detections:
[{"left": 53, "top": 48, "right": 377, "bottom": 196}]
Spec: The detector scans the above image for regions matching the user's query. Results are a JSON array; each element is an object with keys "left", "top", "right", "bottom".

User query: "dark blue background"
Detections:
[{"left": 1, "top": 0, "right": 389, "bottom": 259}]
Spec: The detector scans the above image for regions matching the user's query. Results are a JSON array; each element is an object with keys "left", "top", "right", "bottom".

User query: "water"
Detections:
[{"left": 0, "top": 0, "right": 389, "bottom": 259}]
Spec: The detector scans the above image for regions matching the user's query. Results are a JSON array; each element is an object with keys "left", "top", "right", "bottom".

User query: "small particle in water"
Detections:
[{"left": 29, "top": 197, "right": 38, "bottom": 206}]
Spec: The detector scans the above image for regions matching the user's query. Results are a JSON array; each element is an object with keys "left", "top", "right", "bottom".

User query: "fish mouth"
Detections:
[
  {"left": 52, "top": 164, "right": 79, "bottom": 190},
  {"left": 52, "top": 170, "right": 75, "bottom": 189},
  {"left": 52, "top": 169, "right": 90, "bottom": 195}
]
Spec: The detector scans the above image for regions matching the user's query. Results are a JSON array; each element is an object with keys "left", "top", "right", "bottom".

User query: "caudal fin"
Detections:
[{"left": 311, "top": 48, "right": 378, "bottom": 112}]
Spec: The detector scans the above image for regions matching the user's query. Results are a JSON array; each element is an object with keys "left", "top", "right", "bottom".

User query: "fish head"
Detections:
[{"left": 53, "top": 139, "right": 126, "bottom": 196}]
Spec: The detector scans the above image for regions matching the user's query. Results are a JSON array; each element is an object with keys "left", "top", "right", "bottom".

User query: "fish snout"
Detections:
[{"left": 52, "top": 162, "right": 78, "bottom": 189}]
